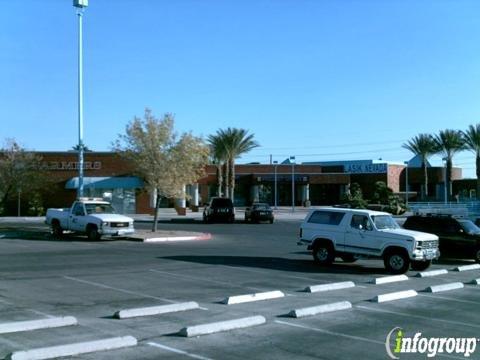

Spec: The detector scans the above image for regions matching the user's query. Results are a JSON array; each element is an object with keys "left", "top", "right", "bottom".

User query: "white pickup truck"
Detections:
[
  {"left": 298, "top": 207, "right": 440, "bottom": 274},
  {"left": 46, "top": 198, "right": 135, "bottom": 241}
]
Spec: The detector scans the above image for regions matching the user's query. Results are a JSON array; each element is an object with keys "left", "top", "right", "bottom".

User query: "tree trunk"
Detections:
[
  {"left": 476, "top": 155, "right": 480, "bottom": 199},
  {"left": 422, "top": 159, "right": 428, "bottom": 200},
  {"left": 224, "top": 161, "right": 230, "bottom": 198},
  {"left": 216, "top": 162, "right": 223, "bottom": 197},
  {"left": 447, "top": 158, "right": 452, "bottom": 200},
  {"left": 152, "top": 190, "right": 160, "bottom": 232},
  {"left": 229, "top": 158, "right": 235, "bottom": 201}
]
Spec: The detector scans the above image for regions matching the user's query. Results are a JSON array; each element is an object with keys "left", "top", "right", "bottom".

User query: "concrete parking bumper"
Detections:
[
  {"left": 114, "top": 302, "right": 200, "bottom": 319},
  {"left": 0, "top": 317, "right": 77, "bottom": 335},
  {"left": 179, "top": 316, "right": 266, "bottom": 337}
]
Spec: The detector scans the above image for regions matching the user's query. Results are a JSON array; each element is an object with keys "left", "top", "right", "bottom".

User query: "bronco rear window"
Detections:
[{"left": 308, "top": 211, "right": 345, "bottom": 225}]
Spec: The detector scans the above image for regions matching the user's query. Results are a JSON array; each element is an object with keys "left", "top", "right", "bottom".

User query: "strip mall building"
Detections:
[{"left": 37, "top": 152, "right": 464, "bottom": 214}]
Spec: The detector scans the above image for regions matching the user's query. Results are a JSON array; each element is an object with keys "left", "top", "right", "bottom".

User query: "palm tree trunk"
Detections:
[
  {"left": 229, "top": 158, "right": 235, "bottom": 201},
  {"left": 476, "top": 154, "right": 480, "bottom": 199},
  {"left": 224, "top": 162, "right": 230, "bottom": 198},
  {"left": 447, "top": 158, "right": 453, "bottom": 200},
  {"left": 216, "top": 162, "right": 223, "bottom": 197},
  {"left": 422, "top": 159, "right": 428, "bottom": 200}
]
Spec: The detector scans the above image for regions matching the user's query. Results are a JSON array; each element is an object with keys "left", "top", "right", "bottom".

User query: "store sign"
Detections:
[
  {"left": 41, "top": 161, "right": 102, "bottom": 171},
  {"left": 345, "top": 163, "right": 387, "bottom": 174}
]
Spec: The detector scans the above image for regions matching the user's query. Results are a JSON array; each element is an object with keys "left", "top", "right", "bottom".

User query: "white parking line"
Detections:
[
  {"left": 147, "top": 342, "right": 213, "bottom": 360},
  {"left": 275, "top": 320, "right": 383, "bottom": 345},
  {"left": 63, "top": 276, "right": 176, "bottom": 303},
  {"left": 149, "top": 269, "right": 265, "bottom": 292},
  {"left": 0, "top": 298, "right": 55, "bottom": 318},
  {"left": 356, "top": 306, "right": 480, "bottom": 329},
  {"left": 418, "top": 293, "right": 479, "bottom": 305}
]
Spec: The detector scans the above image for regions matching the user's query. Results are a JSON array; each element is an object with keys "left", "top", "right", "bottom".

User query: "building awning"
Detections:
[{"left": 65, "top": 176, "right": 144, "bottom": 189}]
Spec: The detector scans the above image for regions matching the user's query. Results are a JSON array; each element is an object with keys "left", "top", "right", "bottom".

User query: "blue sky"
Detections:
[{"left": 1, "top": 0, "right": 480, "bottom": 177}]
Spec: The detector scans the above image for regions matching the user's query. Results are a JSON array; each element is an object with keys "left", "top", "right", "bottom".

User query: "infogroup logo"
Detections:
[{"left": 385, "top": 327, "right": 479, "bottom": 359}]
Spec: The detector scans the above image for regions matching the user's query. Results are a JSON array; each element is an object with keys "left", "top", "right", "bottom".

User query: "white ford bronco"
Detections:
[
  {"left": 46, "top": 198, "right": 135, "bottom": 241},
  {"left": 298, "top": 207, "right": 440, "bottom": 274}
]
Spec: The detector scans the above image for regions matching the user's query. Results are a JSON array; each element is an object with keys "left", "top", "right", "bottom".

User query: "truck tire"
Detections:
[
  {"left": 384, "top": 249, "right": 410, "bottom": 274},
  {"left": 312, "top": 241, "right": 335, "bottom": 266},
  {"left": 87, "top": 225, "right": 101, "bottom": 241},
  {"left": 410, "top": 260, "right": 431, "bottom": 271},
  {"left": 51, "top": 220, "right": 63, "bottom": 238}
]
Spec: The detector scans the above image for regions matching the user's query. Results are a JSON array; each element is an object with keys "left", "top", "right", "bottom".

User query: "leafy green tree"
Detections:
[
  {"left": 434, "top": 129, "right": 465, "bottom": 200},
  {"left": 402, "top": 134, "right": 437, "bottom": 200},
  {"left": 372, "top": 181, "right": 406, "bottom": 215},
  {"left": 342, "top": 183, "right": 368, "bottom": 209},
  {"left": 0, "top": 139, "right": 46, "bottom": 215},
  {"left": 210, "top": 128, "right": 259, "bottom": 202},
  {"left": 114, "top": 109, "right": 209, "bottom": 231},
  {"left": 462, "top": 124, "right": 480, "bottom": 198}
]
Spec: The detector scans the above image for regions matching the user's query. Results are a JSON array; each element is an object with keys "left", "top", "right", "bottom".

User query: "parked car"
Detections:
[
  {"left": 245, "top": 203, "right": 274, "bottom": 224},
  {"left": 298, "top": 207, "right": 439, "bottom": 274},
  {"left": 46, "top": 198, "right": 135, "bottom": 241},
  {"left": 203, "top": 197, "right": 235, "bottom": 223},
  {"left": 404, "top": 214, "right": 480, "bottom": 262}
]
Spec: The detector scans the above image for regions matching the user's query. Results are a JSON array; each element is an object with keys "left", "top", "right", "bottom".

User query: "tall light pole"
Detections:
[
  {"left": 404, "top": 161, "right": 409, "bottom": 207},
  {"left": 290, "top": 156, "right": 295, "bottom": 212},
  {"left": 74, "top": 0, "right": 88, "bottom": 198},
  {"left": 273, "top": 161, "right": 278, "bottom": 209}
]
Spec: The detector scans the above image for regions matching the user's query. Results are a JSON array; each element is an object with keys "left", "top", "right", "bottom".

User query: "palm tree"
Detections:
[
  {"left": 462, "top": 123, "right": 480, "bottom": 198},
  {"left": 402, "top": 134, "right": 437, "bottom": 200},
  {"left": 211, "top": 128, "right": 259, "bottom": 202},
  {"left": 434, "top": 129, "right": 465, "bottom": 200},
  {"left": 207, "top": 134, "right": 227, "bottom": 197}
]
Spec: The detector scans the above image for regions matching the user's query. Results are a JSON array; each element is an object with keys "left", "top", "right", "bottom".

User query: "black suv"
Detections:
[
  {"left": 403, "top": 215, "right": 480, "bottom": 262},
  {"left": 203, "top": 197, "right": 235, "bottom": 223}
]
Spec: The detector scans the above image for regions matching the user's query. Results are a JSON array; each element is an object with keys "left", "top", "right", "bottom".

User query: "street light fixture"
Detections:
[
  {"left": 273, "top": 161, "right": 278, "bottom": 209},
  {"left": 74, "top": 0, "right": 88, "bottom": 198},
  {"left": 290, "top": 156, "right": 296, "bottom": 212},
  {"left": 404, "top": 161, "right": 409, "bottom": 207}
]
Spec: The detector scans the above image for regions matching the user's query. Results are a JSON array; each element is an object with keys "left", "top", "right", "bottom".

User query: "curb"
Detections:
[
  {"left": 454, "top": 264, "right": 480, "bottom": 272},
  {"left": 222, "top": 291, "right": 284, "bottom": 305},
  {"left": 114, "top": 302, "right": 199, "bottom": 319},
  {"left": 424, "top": 282, "right": 464, "bottom": 293},
  {"left": 287, "top": 301, "right": 352, "bottom": 318},
  {"left": 371, "top": 275, "right": 408, "bottom": 285},
  {"left": 179, "top": 316, "right": 266, "bottom": 337},
  {"left": 143, "top": 233, "right": 211, "bottom": 243},
  {"left": 415, "top": 269, "right": 448, "bottom": 278},
  {"left": 0, "top": 317, "right": 77, "bottom": 335},
  {"left": 6, "top": 336, "right": 137, "bottom": 360},
  {"left": 371, "top": 290, "right": 418, "bottom": 303},
  {"left": 304, "top": 281, "right": 355, "bottom": 293}
]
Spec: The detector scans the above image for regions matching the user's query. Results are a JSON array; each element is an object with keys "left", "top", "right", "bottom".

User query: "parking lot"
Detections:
[{"left": 0, "top": 215, "right": 479, "bottom": 359}]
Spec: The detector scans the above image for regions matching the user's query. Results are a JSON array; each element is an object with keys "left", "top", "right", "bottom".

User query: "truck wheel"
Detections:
[
  {"left": 313, "top": 241, "right": 335, "bottom": 265},
  {"left": 341, "top": 254, "right": 357, "bottom": 263},
  {"left": 87, "top": 226, "right": 101, "bottom": 241},
  {"left": 51, "top": 221, "right": 63, "bottom": 238},
  {"left": 384, "top": 250, "right": 410, "bottom": 274},
  {"left": 410, "top": 260, "right": 431, "bottom": 271}
]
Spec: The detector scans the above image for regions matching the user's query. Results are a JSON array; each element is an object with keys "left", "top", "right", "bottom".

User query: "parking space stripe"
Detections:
[
  {"left": 149, "top": 269, "right": 266, "bottom": 291},
  {"left": 147, "top": 342, "right": 213, "bottom": 360},
  {"left": 63, "top": 276, "right": 176, "bottom": 303},
  {"left": 275, "top": 320, "right": 383, "bottom": 345},
  {"left": 418, "top": 293, "right": 480, "bottom": 305},
  {"left": 356, "top": 306, "right": 480, "bottom": 329}
]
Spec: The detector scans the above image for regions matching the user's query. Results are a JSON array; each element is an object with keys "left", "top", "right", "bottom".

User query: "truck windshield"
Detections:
[
  {"left": 372, "top": 215, "right": 400, "bottom": 230},
  {"left": 85, "top": 203, "right": 116, "bottom": 214}
]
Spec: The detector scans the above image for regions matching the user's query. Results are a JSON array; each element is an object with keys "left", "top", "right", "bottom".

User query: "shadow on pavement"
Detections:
[{"left": 160, "top": 255, "right": 390, "bottom": 275}]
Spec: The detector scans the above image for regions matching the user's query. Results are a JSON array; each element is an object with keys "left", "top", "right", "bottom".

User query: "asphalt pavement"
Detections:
[{"left": 0, "top": 213, "right": 478, "bottom": 360}]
